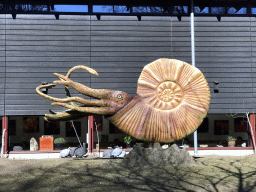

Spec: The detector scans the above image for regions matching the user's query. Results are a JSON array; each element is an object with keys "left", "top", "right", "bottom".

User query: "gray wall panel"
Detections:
[
  {"left": 212, "top": 93, "right": 252, "bottom": 98},
  {"left": 4, "top": 110, "right": 54, "bottom": 116},
  {"left": 1, "top": 15, "right": 256, "bottom": 115},
  {"left": 6, "top": 35, "right": 89, "bottom": 41},
  {"left": 6, "top": 71, "right": 91, "bottom": 78},
  {"left": 0, "top": 15, "right": 4, "bottom": 116},
  {"left": 7, "top": 40, "right": 90, "bottom": 46},
  {"left": 4, "top": 15, "right": 91, "bottom": 115},
  {"left": 6, "top": 57, "right": 90, "bottom": 62},
  {"left": 89, "top": 16, "right": 253, "bottom": 114},
  {"left": 196, "top": 17, "right": 252, "bottom": 114},
  {"left": 6, "top": 52, "right": 90, "bottom": 57},
  {"left": 206, "top": 77, "right": 252, "bottom": 83}
]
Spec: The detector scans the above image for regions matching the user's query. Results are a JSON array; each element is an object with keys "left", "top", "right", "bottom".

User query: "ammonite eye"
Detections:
[{"left": 117, "top": 94, "right": 122, "bottom": 99}]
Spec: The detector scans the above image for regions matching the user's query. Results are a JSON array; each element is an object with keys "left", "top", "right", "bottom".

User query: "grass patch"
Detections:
[{"left": 1, "top": 155, "right": 256, "bottom": 191}]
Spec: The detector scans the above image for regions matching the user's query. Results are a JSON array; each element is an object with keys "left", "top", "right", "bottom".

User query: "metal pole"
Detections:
[
  {"left": 70, "top": 121, "right": 82, "bottom": 147},
  {"left": 190, "top": 0, "right": 198, "bottom": 156},
  {"left": 246, "top": 113, "right": 256, "bottom": 153}
]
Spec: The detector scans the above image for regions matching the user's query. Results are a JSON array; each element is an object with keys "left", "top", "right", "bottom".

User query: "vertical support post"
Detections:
[
  {"left": 190, "top": 0, "right": 198, "bottom": 156},
  {"left": 3, "top": 0, "right": 8, "bottom": 14},
  {"left": 88, "top": 3, "right": 92, "bottom": 15},
  {"left": 249, "top": 113, "right": 255, "bottom": 151},
  {"left": 247, "top": 2, "right": 252, "bottom": 17},
  {"left": 2, "top": 116, "right": 8, "bottom": 154},
  {"left": 88, "top": 115, "right": 94, "bottom": 152}
]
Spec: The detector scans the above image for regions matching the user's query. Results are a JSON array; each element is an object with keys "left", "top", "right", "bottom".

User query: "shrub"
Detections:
[
  {"left": 227, "top": 136, "right": 236, "bottom": 141},
  {"left": 124, "top": 136, "right": 132, "bottom": 144},
  {"left": 54, "top": 137, "right": 66, "bottom": 144}
]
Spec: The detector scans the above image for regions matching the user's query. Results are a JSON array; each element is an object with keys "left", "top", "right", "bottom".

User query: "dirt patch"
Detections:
[
  {"left": 0, "top": 158, "right": 71, "bottom": 175},
  {"left": 0, "top": 155, "right": 110, "bottom": 175}
]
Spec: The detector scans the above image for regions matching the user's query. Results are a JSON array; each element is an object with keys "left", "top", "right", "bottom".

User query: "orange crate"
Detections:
[{"left": 40, "top": 137, "right": 54, "bottom": 150}]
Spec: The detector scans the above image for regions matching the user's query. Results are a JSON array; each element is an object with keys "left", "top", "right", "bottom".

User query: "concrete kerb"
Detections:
[{"left": 5, "top": 149, "right": 255, "bottom": 159}]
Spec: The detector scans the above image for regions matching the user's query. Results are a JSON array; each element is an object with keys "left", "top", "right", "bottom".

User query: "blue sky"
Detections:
[{"left": 49, "top": 5, "right": 251, "bottom": 14}]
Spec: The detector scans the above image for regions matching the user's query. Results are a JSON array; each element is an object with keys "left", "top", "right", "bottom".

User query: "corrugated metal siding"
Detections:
[
  {"left": 251, "top": 17, "right": 256, "bottom": 112},
  {"left": 0, "top": 15, "right": 5, "bottom": 116},
  {"left": 0, "top": 15, "right": 255, "bottom": 115},
  {"left": 195, "top": 17, "right": 252, "bottom": 114},
  {"left": 4, "top": 15, "right": 91, "bottom": 115},
  {"left": 90, "top": 16, "right": 173, "bottom": 96},
  {"left": 91, "top": 16, "right": 254, "bottom": 114}
]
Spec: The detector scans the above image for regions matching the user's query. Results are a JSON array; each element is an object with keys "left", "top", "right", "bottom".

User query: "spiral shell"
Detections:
[{"left": 107, "top": 58, "right": 211, "bottom": 143}]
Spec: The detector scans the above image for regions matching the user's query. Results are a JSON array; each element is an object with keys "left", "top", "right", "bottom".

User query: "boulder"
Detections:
[
  {"left": 118, "top": 150, "right": 126, "bottom": 158},
  {"left": 122, "top": 143, "right": 150, "bottom": 167},
  {"left": 111, "top": 147, "right": 123, "bottom": 157},
  {"left": 13, "top": 146, "right": 23, "bottom": 151},
  {"left": 121, "top": 143, "right": 196, "bottom": 167},
  {"left": 103, "top": 147, "right": 126, "bottom": 158},
  {"left": 103, "top": 149, "right": 114, "bottom": 157},
  {"left": 30, "top": 137, "right": 38, "bottom": 151},
  {"left": 60, "top": 148, "right": 71, "bottom": 158}
]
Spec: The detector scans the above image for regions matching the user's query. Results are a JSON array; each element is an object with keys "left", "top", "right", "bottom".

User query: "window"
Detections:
[
  {"left": 66, "top": 122, "right": 81, "bottom": 137},
  {"left": 214, "top": 120, "right": 229, "bottom": 135},
  {"left": 0, "top": 120, "right": 16, "bottom": 135},
  {"left": 197, "top": 118, "right": 209, "bottom": 133},
  {"left": 44, "top": 121, "right": 60, "bottom": 135},
  {"left": 23, "top": 116, "right": 39, "bottom": 133},
  {"left": 234, "top": 117, "right": 247, "bottom": 132}
]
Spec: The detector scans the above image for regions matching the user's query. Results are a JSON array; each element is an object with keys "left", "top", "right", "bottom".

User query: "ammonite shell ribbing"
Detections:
[{"left": 107, "top": 58, "right": 211, "bottom": 143}]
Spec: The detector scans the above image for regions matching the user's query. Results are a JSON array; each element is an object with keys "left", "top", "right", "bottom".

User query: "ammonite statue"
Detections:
[{"left": 36, "top": 58, "right": 211, "bottom": 143}]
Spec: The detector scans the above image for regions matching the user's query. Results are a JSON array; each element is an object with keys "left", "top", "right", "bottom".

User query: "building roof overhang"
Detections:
[{"left": 1, "top": 0, "right": 255, "bottom": 19}]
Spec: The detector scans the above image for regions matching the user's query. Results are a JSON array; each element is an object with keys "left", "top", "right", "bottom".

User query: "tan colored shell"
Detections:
[{"left": 107, "top": 58, "right": 211, "bottom": 143}]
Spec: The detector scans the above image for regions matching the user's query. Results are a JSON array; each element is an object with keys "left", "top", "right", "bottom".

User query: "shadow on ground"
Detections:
[{"left": 1, "top": 155, "right": 256, "bottom": 192}]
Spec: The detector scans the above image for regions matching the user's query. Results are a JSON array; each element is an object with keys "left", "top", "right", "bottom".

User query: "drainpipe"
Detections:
[
  {"left": 1, "top": 129, "right": 6, "bottom": 158},
  {"left": 190, "top": 0, "right": 198, "bottom": 156}
]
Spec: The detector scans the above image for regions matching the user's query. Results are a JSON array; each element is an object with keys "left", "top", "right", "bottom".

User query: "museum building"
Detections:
[{"left": 1, "top": 0, "right": 256, "bottom": 156}]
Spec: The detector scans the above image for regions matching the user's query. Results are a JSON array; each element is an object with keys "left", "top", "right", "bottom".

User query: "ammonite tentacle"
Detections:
[
  {"left": 107, "top": 58, "right": 211, "bottom": 143},
  {"left": 66, "top": 65, "right": 99, "bottom": 77},
  {"left": 44, "top": 110, "right": 86, "bottom": 122},
  {"left": 53, "top": 73, "right": 112, "bottom": 100},
  {"left": 51, "top": 102, "right": 116, "bottom": 115},
  {"left": 58, "top": 66, "right": 98, "bottom": 107}
]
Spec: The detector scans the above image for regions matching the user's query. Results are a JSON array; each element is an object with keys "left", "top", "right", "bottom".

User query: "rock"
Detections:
[
  {"left": 103, "top": 146, "right": 126, "bottom": 158},
  {"left": 103, "top": 149, "right": 113, "bottom": 157},
  {"left": 60, "top": 148, "right": 71, "bottom": 158},
  {"left": 153, "top": 142, "right": 161, "bottom": 150},
  {"left": 111, "top": 148, "right": 123, "bottom": 157},
  {"left": 30, "top": 137, "right": 38, "bottom": 151},
  {"left": 118, "top": 151, "right": 126, "bottom": 158},
  {"left": 121, "top": 143, "right": 196, "bottom": 168},
  {"left": 165, "top": 144, "right": 195, "bottom": 166},
  {"left": 13, "top": 146, "right": 23, "bottom": 151},
  {"left": 122, "top": 143, "right": 150, "bottom": 167}
]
